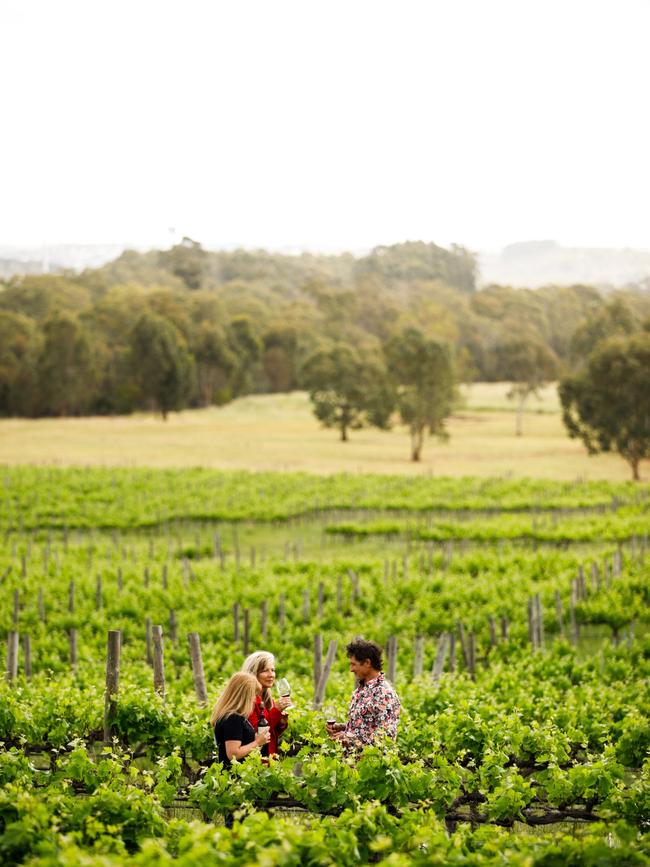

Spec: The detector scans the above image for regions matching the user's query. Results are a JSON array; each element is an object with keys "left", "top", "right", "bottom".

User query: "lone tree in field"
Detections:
[
  {"left": 301, "top": 344, "right": 394, "bottom": 441},
  {"left": 559, "top": 331, "right": 650, "bottom": 480},
  {"left": 129, "top": 312, "right": 194, "bottom": 420},
  {"left": 495, "top": 336, "right": 559, "bottom": 436},
  {"left": 385, "top": 327, "right": 455, "bottom": 462}
]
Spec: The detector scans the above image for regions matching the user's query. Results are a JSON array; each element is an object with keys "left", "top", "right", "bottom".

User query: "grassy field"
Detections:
[{"left": 0, "top": 383, "right": 644, "bottom": 481}]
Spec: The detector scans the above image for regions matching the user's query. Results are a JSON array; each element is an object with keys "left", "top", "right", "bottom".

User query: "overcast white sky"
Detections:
[{"left": 1, "top": 0, "right": 649, "bottom": 253}]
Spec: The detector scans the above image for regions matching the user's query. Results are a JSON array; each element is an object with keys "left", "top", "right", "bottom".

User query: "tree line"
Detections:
[{"left": 1, "top": 239, "right": 649, "bottom": 472}]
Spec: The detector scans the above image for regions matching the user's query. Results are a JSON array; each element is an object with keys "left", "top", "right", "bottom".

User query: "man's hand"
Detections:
[{"left": 327, "top": 722, "right": 347, "bottom": 740}]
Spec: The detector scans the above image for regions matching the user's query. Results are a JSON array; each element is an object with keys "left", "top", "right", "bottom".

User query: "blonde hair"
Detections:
[
  {"left": 210, "top": 672, "right": 258, "bottom": 726},
  {"left": 242, "top": 650, "right": 275, "bottom": 710}
]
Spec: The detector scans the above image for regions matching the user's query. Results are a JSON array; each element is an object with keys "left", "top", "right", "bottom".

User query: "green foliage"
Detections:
[
  {"left": 1, "top": 468, "right": 650, "bottom": 862},
  {"left": 302, "top": 344, "right": 394, "bottom": 441},
  {"left": 0, "top": 310, "right": 40, "bottom": 416},
  {"left": 560, "top": 332, "right": 650, "bottom": 479},
  {"left": 158, "top": 238, "right": 209, "bottom": 291},
  {"left": 385, "top": 328, "right": 455, "bottom": 460},
  {"left": 495, "top": 336, "right": 559, "bottom": 436},
  {"left": 36, "top": 313, "right": 99, "bottom": 416},
  {"left": 129, "top": 313, "right": 195, "bottom": 419},
  {"left": 355, "top": 241, "right": 477, "bottom": 293},
  {"left": 5, "top": 242, "right": 650, "bottom": 420}
]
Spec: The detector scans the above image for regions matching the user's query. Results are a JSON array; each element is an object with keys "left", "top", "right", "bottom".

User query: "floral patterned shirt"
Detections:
[{"left": 344, "top": 672, "right": 400, "bottom": 746}]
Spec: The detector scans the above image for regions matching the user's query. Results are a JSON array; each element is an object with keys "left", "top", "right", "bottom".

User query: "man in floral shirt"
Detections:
[{"left": 327, "top": 638, "right": 400, "bottom": 748}]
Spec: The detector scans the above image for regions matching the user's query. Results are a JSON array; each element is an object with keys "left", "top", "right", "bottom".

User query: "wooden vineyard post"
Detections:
[
  {"left": 213, "top": 532, "right": 221, "bottom": 560},
  {"left": 488, "top": 616, "right": 497, "bottom": 648},
  {"left": 12, "top": 589, "right": 19, "bottom": 625},
  {"left": 243, "top": 608, "right": 250, "bottom": 657},
  {"left": 162, "top": 564, "right": 168, "bottom": 590},
  {"left": 302, "top": 590, "right": 310, "bottom": 625},
  {"left": 38, "top": 587, "right": 46, "bottom": 623},
  {"left": 457, "top": 621, "right": 470, "bottom": 670},
  {"left": 533, "top": 593, "right": 544, "bottom": 648},
  {"left": 278, "top": 595, "right": 286, "bottom": 631},
  {"left": 555, "top": 591, "right": 565, "bottom": 639},
  {"left": 69, "top": 628, "right": 78, "bottom": 674},
  {"left": 188, "top": 632, "right": 208, "bottom": 707},
  {"left": 313, "top": 633, "right": 323, "bottom": 691},
  {"left": 313, "top": 640, "right": 338, "bottom": 709},
  {"left": 104, "top": 630, "right": 121, "bottom": 741},
  {"left": 117, "top": 568, "right": 123, "bottom": 593},
  {"left": 413, "top": 635, "right": 424, "bottom": 678},
  {"left": 432, "top": 633, "right": 449, "bottom": 682},
  {"left": 448, "top": 632, "right": 456, "bottom": 673},
  {"left": 169, "top": 609, "right": 177, "bottom": 647},
  {"left": 348, "top": 570, "right": 360, "bottom": 602},
  {"left": 6, "top": 631, "right": 19, "bottom": 683},
  {"left": 527, "top": 598, "right": 538, "bottom": 650},
  {"left": 570, "top": 580, "right": 579, "bottom": 645},
  {"left": 591, "top": 562, "right": 600, "bottom": 593},
  {"left": 500, "top": 616, "right": 510, "bottom": 641},
  {"left": 233, "top": 603, "right": 240, "bottom": 644},
  {"left": 260, "top": 601, "right": 268, "bottom": 640},
  {"left": 23, "top": 634, "right": 32, "bottom": 680},
  {"left": 145, "top": 617, "right": 153, "bottom": 665},
  {"left": 68, "top": 580, "right": 75, "bottom": 613},
  {"left": 386, "top": 635, "right": 397, "bottom": 684},
  {"left": 317, "top": 582, "right": 325, "bottom": 620},
  {"left": 383, "top": 559, "right": 389, "bottom": 585},
  {"left": 152, "top": 626, "right": 165, "bottom": 698},
  {"left": 468, "top": 633, "right": 476, "bottom": 680},
  {"left": 144, "top": 567, "right": 149, "bottom": 588},
  {"left": 96, "top": 575, "right": 102, "bottom": 611}
]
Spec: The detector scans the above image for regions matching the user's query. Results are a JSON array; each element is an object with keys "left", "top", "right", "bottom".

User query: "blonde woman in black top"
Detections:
[{"left": 211, "top": 672, "right": 270, "bottom": 767}]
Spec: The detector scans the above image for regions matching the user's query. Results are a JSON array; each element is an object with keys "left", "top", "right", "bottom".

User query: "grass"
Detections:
[{"left": 0, "top": 384, "right": 645, "bottom": 481}]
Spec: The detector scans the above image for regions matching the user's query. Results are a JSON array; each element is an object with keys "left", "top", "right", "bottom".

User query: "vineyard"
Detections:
[{"left": 1, "top": 466, "right": 649, "bottom": 865}]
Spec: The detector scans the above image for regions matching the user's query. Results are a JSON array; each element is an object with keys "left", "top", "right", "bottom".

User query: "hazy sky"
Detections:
[{"left": 2, "top": 0, "right": 649, "bottom": 252}]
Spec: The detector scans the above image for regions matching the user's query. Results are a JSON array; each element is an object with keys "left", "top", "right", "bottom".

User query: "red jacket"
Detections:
[{"left": 248, "top": 695, "right": 288, "bottom": 756}]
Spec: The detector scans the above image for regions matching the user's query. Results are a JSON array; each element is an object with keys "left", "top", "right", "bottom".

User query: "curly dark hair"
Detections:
[{"left": 346, "top": 637, "right": 383, "bottom": 671}]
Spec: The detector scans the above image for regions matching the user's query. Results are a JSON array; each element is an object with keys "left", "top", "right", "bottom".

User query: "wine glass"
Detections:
[{"left": 276, "top": 677, "right": 291, "bottom": 698}]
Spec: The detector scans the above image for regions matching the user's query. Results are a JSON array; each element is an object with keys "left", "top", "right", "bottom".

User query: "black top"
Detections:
[{"left": 214, "top": 713, "right": 255, "bottom": 767}]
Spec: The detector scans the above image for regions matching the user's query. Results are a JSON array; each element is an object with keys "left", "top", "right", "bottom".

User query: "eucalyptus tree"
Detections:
[
  {"left": 560, "top": 331, "right": 650, "bottom": 480},
  {"left": 384, "top": 327, "right": 455, "bottom": 462}
]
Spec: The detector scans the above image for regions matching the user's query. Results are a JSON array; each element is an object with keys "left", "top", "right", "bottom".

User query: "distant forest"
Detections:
[{"left": 1, "top": 239, "right": 650, "bottom": 418}]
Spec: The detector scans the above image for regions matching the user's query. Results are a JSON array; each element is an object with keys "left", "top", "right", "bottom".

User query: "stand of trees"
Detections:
[{"left": 1, "top": 239, "right": 650, "bottom": 471}]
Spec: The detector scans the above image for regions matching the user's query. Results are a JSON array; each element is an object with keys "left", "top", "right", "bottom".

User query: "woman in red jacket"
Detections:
[{"left": 241, "top": 650, "right": 291, "bottom": 757}]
